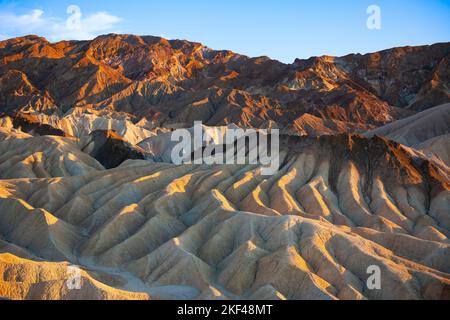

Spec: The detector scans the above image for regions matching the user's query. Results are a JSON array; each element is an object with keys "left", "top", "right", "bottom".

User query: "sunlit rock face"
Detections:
[
  {"left": 0, "top": 35, "right": 449, "bottom": 300},
  {"left": 1, "top": 35, "right": 448, "bottom": 132}
]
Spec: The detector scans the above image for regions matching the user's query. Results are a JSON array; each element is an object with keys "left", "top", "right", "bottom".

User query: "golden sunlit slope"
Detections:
[
  {"left": 0, "top": 134, "right": 448, "bottom": 300},
  {"left": 0, "top": 254, "right": 151, "bottom": 300},
  {"left": 1, "top": 109, "right": 162, "bottom": 145},
  {"left": 1, "top": 35, "right": 449, "bottom": 133},
  {"left": 0, "top": 127, "right": 104, "bottom": 178}
]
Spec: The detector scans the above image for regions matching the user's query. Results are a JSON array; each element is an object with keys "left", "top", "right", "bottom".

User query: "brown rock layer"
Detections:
[{"left": 1, "top": 35, "right": 448, "bottom": 132}]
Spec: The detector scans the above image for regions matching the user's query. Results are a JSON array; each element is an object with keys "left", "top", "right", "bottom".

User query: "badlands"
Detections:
[{"left": 0, "top": 35, "right": 449, "bottom": 300}]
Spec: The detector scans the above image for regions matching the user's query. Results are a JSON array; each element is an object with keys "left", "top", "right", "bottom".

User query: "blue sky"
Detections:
[{"left": 0, "top": 0, "right": 449, "bottom": 63}]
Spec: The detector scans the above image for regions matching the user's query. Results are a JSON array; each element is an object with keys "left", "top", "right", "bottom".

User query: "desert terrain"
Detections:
[{"left": 0, "top": 35, "right": 449, "bottom": 300}]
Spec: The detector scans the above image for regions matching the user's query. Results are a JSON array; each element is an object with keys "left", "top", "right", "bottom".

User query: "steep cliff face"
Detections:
[{"left": 1, "top": 35, "right": 448, "bottom": 132}]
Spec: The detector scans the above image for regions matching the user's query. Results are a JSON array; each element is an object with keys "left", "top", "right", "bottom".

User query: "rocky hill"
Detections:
[{"left": 1, "top": 35, "right": 449, "bottom": 132}]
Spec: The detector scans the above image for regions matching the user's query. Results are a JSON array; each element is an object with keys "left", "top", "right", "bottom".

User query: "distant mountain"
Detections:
[{"left": 1, "top": 34, "right": 449, "bottom": 134}]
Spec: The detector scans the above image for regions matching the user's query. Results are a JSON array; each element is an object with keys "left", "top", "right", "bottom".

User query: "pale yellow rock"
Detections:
[{"left": 0, "top": 126, "right": 449, "bottom": 300}]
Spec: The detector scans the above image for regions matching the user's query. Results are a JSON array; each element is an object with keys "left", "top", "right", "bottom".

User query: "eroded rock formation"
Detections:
[{"left": 0, "top": 35, "right": 449, "bottom": 300}]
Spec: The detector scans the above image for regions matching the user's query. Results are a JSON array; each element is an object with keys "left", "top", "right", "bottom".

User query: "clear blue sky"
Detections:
[{"left": 0, "top": 0, "right": 449, "bottom": 63}]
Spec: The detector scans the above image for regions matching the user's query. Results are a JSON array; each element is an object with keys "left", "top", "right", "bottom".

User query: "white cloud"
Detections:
[{"left": 0, "top": 7, "right": 122, "bottom": 41}]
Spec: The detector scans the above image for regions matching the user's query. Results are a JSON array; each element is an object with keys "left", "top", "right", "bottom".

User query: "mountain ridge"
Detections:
[{"left": 1, "top": 34, "right": 449, "bottom": 133}]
